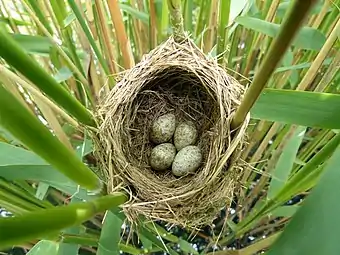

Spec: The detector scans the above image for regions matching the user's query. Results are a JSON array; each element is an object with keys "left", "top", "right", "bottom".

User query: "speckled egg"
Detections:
[
  {"left": 150, "top": 143, "right": 176, "bottom": 171},
  {"left": 172, "top": 146, "right": 202, "bottom": 177},
  {"left": 150, "top": 114, "right": 176, "bottom": 144},
  {"left": 174, "top": 121, "right": 198, "bottom": 150}
]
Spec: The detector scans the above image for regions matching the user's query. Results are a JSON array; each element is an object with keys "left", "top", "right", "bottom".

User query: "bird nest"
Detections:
[{"left": 93, "top": 36, "right": 249, "bottom": 228}]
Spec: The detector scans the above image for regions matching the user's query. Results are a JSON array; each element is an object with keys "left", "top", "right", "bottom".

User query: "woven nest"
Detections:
[{"left": 94, "top": 36, "right": 249, "bottom": 228}]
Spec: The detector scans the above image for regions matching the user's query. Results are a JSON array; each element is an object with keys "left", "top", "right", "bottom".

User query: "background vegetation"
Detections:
[{"left": 0, "top": 0, "right": 339, "bottom": 254}]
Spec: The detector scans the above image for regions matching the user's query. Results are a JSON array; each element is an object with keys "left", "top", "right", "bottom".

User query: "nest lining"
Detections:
[{"left": 94, "top": 36, "right": 248, "bottom": 227}]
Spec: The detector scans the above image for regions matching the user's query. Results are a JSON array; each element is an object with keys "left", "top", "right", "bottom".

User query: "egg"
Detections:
[
  {"left": 150, "top": 113, "right": 176, "bottom": 144},
  {"left": 150, "top": 143, "right": 176, "bottom": 171},
  {"left": 172, "top": 145, "right": 202, "bottom": 177},
  {"left": 174, "top": 121, "right": 198, "bottom": 150}
]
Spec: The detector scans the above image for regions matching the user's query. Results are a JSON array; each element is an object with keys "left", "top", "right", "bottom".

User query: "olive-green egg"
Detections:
[
  {"left": 174, "top": 121, "right": 198, "bottom": 151},
  {"left": 172, "top": 145, "right": 202, "bottom": 177},
  {"left": 150, "top": 143, "right": 176, "bottom": 171},
  {"left": 150, "top": 114, "right": 176, "bottom": 144}
]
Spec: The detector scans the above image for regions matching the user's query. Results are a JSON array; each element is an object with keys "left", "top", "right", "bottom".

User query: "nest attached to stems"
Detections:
[{"left": 93, "top": 36, "right": 249, "bottom": 228}]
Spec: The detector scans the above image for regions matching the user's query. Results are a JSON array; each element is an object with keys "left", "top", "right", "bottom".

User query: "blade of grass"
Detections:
[
  {"left": 267, "top": 142, "right": 340, "bottom": 255},
  {"left": 231, "top": 0, "right": 319, "bottom": 129},
  {"left": 97, "top": 209, "right": 125, "bottom": 255},
  {"left": 233, "top": 133, "right": 340, "bottom": 240},
  {"left": 0, "top": 86, "right": 100, "bottom": 190},
  {"left": 67, "top": 0, "right": 110, "bottom": 76},
  {"left": 0, "top": 193, "right": 127, "bottom": 249},
  {"left": 0, "top": 29, "right": 95, "bottom": 127},
  {"left": 25, "top": 0, "right": 53, "bottom": 34},
  {"left": 235, "top": 16, "right": 326, "bottom": 50},
  {"left": 217, "top": 0, "right": 231, "bottom": 64},
  {"left": 27, "top": 240, "right": 59, "bottom": 255},
  {"left": 267, "top": 126, "right": 306, "bottom": 199},
  {"left": 251, "top": 89, "right": 340, "bottom": 129}
]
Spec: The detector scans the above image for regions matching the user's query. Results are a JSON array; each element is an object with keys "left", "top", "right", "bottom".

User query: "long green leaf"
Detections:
[
  {"left": 251, "top": 89, "right": 340, "bottom": 129},
  {"left": 120, "top": 3, "right": 149, "bottom": 23},
  {"left": 0, "top": 29, "right": 95, "bottom": 126},
  {"left": 267, "top": 144, "right": 340, "bottom": 255},
  {"left": 235, "top": 16, "right": 326, "bottom": 50},
  {"left": 67, "top": 0, "right": 110, "bottom": 76},
  {"left": 0, "top": 142, "right": 97, "bottom": 200},
  {"left": 267, "top": 126, "right": 306, "bottom": 199},
  {"left": 27, "top": 240, "right": 59, "bottom": 255},
  {"left": 97, "top": 209, "right": 125, "bottom": 255},
  {"left": 0, "top": 193, "right": 127, "bottom": 249},
  {"left": 0, "top": 87, "right": 100, "bottom": 190},
  {"left": 11, "top": 34, "right": 53, "bottom": 56}
]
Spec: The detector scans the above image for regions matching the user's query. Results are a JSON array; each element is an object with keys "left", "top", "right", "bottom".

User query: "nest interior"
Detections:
[{"left": 94, "top": 37, "right": 248, "bottom": 227}]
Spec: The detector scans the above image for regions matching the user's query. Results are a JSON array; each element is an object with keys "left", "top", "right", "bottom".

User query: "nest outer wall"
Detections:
[{"left": 93, "top": 36, "right": 249, "bottom": 228}]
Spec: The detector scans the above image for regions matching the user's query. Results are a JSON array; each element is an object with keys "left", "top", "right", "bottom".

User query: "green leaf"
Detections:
[
  {"left": 0, "top": 193, "right": 127, "bottom": 249},
  {"left": 179, "top": 238, "right": 198, "bottom": 255},
  {"left": 235, "top": 16, "right": 326, "bottom": 50},
  {"left": 274, "top": 57, "right": 332, "bottom": 74},
  {"left": 0, "top": 17, "right": 31, "bottom": 26},
  {"left": 58, "top": 197, "right": 83, "bottom": 255},
  {"left": 35, "top": 183, "right": 50, "bottom": 200},
  {"left": 276, "top": 1, "right": 330, "bottom": 18},
  {"left": 0, "top": 142, "right": 69, "bottom": 183},
  {"left": 251, "top": 89, "right": 340, "bottom": 129},
  {"left": 53, "top": 67, "right": 73, "bottom": 83},
  {"left": 0, "top": 29, "right": 95, "bottom": 127},
  {"left": 97, "top": 209, "right": 125, "bottom": 255},
  {"left": 0, "top": 86, "right": 100, "bottom": 190},
  {"left": 267, "top": 126, "right": 306, "bottom": 199},
  {"left": 144, "top": 222, "right": 179, "bottom": 243},
  {"left": 119, "top": 3, "right": 149, "bottom": 23},
  {"left": 267, "top": 144, "right": 340, "bottom": 255},
  {"left": 11, "top": 34, "right": 53, "bottom": 56},
  {"left": 27, "top": 240, "right": 59, "bottom": 255},
  {"left": 270, "top": 205, "right": 299, "bottom": 218}
]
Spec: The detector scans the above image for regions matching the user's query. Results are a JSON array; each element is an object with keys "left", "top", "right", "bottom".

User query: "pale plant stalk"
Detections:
[
  {"left": 314, "top": 50, "right": 340, "bottom": 92},
  {"left": 0, "top": 65, "right": 78, "bottom": 127},
  {"left": 150, "top": 0, "right": 158, "bottom": 49},
  {"left": 297, "top": 17, "right": 340, "bottom": 90},
  {"left": 243, "top": 0, "right": 280, "bottom": 77},
  {"left": 106, "top": 0, "right": 135, "bottom": 69},
  {"left": 31, "top": 95, "right": 73, "bottom": 149},
  {"left": 94, "top": 0, "right": 118, "bottom": 74},
  {"left": 0, "top": 75, "right": 32, "bottom": 113},
  {"left": 312, "top": 0, "right": 331, "bottom": 28},
  {"left": 203, "top": 0, "right": 219, "bottom": 53}
]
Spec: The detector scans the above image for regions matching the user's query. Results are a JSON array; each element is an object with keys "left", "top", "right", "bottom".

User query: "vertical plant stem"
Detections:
[
  {"left": 94, "top": 0, "right": 118, "bottom": 74},
  {"left": 167, "top": 0, "right": 185, "bottom": 41},
  {"left": 231, "top": 0, "right": 318, "bottom": 129},
  {"left": 217, "top": 0, "right": 230, "bottom": 64},
  {"left": 149, "top": 0, "right": 158, "bottom": 49},
  {"left": 203, "top": 0, "right": 218, "bottom": 53},
  {"left": 297, "top": 16, "right": 340, "bottom": 91},
  {"left": 107, "top": 0, "right": 135, "bottom": 69}
]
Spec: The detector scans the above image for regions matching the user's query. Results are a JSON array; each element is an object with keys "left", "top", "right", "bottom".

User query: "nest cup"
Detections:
[{"left": 94, "top": 36, "right": 249, "bottom": 227}]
